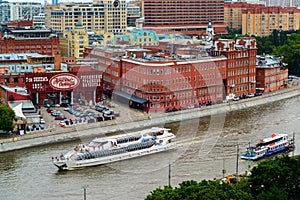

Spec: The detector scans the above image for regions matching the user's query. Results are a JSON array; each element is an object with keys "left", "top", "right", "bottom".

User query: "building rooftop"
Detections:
[
  {"left": 0, "top": 53, "right": 52, "bottom": 61},
  {"left": 256, "top": 55, "right": 282, "bottom": 68},
  {"left": 0, "top": 85, "right": 28, "bottom": 95}
]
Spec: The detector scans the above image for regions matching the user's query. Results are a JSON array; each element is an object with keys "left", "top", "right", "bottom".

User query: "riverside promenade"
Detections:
[{"left": 1, "top": 84, "right": 300, "bottom": 153}]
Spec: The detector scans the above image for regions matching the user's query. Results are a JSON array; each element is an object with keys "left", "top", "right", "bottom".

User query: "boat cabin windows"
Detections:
[
  {"left": 148, "top": 131, "right": 164, "bottom": 137},
  {"left": 116, "top": 135, "right": 141, "bottom": 144},
  {"left": 256, "top": 136, "right": 286, "bottom": 147}
]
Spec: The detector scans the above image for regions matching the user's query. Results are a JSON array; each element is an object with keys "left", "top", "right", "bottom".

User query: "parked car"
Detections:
[
  {"left": 26, "top": 125, "right": 33, "bottom": 132},
  {"left": 171, "top": 107, "right": 178, "bottom": 112},
  {"left": 255, "top": 92, "right": 262, "bottom": 96},
  {"left": 59, "top": 121, "right": 66, "bottom": 127},
  {"left": 97, "top": 115, "right": 105, "bottom": 122},
  {"left": 33, "top": 124, "right": 40, "bottom": 131},
  {"left": 233, "top": 96, "right": 240, "bottom": 101},
  {"left": 45, "top": 104, "right": 50, "bottom": 108},
  {"left": 60, "top": 103, "right": 69, "bottom": 107},
  {"left": 165, "top": 108, "right": 172, "bottom": 113},
  {"left": 55, "top": 115, "right": 67, "bottom": 120},
  {"left": 39, "top": 124, "right": 45, "bottom": 130},
  {"left": 103, "top": 109, "right": 114, "bottom": 115},
  {"left": 40, "top": 118, "right": 45, "bottom": 124},
  {"left": 95, "top": 106, "right": 106, "bottom": 112},
  {"left": 103, "top": 114, "right": 115, "bottom": 120},
  {"left": 51, "top": 111, "right": 62, "bottom": 116},
  {"left": 47, "top": 108, "right": 53, "bottom": 113},
  {"left": 247, "top": 93, "right": 255, "bottom": 98}
]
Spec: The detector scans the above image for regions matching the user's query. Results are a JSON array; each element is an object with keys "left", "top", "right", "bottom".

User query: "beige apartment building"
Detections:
[
  {"left": 60, "top": 22, "right": 89, "bottom": 58},
  {"left": 242, "top": 6, "right": 300, "bottom": 36},
  {"left": 224, "top": 2, "right": 265, "bottom": 30},
  {"left": 45, "top": 0, "right": 127, "bottom": 34},
  {"left": 60, "top": 22, "right": 105, "bottom": 58}
]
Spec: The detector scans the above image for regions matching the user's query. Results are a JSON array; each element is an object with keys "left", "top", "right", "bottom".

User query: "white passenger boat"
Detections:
[
  {"left": 52, "top": 127, "right": 176, "bottom": 170},
  {"left": 241, "top": 133, "right": 294, "bottom": 160}
]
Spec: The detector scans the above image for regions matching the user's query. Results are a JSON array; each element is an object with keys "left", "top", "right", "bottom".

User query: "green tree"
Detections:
[
  {"left": 248, "top": 155, "right": 300, "bottom": 200},
  {"left": 273, "top": 33, "right": 300, "bottom": 76},
  {"left": 0, "top": 104, "right": 15, "bottom": 133},
  {"left": 145, "top": 180, "right": 253, "bottom": 200}
]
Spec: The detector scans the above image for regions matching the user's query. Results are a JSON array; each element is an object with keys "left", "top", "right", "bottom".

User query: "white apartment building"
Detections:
[
  {"left": 33, "top": 13, "right": 46, "bottom": 27},
  {"left": 9, "top": 2, "right": 43, "bottom": 21}
]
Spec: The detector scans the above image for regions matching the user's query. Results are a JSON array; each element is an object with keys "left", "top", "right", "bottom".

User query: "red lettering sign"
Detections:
[{"left": 49, "top": 73, "right": 80, "bottom": 91}]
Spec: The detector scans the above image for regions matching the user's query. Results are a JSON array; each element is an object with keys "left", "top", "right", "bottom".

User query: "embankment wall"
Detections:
[{"left": 1, "top": 87, "right": 299, "bottom": 153}]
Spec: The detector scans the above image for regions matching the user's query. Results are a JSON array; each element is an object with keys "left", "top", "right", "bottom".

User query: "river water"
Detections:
[{"left": 1, "top": 96, "right": 300, "bottom": 200}]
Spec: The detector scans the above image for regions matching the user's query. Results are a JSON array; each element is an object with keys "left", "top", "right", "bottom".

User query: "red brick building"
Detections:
[
  {"left": 0, "top": 25, "right": 60, "bottom": 56},
  {"left": 0, "top": 85, "right": 30, "bottom": 104},
  {"left": 211, "top": 38, "right": 257, "bottom": 98},
  {"left": 256, "top": 55, "right": 288, "bottom": 93},
  {"left": 143, "top": 0, "right": 227, "bottom": 35},
  {"left": 83, "top": 46, "right": 126, "bottom": 94},
  {"left": 84, "top": 37, "right": 259, "bottom": 112},
  {"left": 1, "top": 20, "right": 34, "bottom": 29},
  {"left": 25, "top": 71, "right": 103, "bottom": 106},
  {"left": 120, "top": 52, "right": 227, "bottom": 111}
]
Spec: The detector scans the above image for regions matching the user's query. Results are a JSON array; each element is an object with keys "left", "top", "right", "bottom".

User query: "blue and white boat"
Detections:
[
  {"left": 241, "top": 133, "right": 294, "bottom": 160},
  {"left": 52, "top": 127, "right": 176, "bottom": 170}
]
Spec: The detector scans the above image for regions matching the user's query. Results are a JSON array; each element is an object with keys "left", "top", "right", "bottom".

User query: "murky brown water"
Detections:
[{"left": 1, "top": 96, "right": 299, "bottom": 200}]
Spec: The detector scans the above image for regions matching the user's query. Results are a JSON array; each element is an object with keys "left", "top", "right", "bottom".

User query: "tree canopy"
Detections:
[
  {"left": 145, "top": 156, "right": 300, "bottom": 200},
  {"left": 272, "top": 34, "right": 300, "bottom": 76},
  {"left": 248, "top": 155, "right": 300, "bottom": 200},
  {"left": 0, "top": 104, "right": 15, "bottom": 133},
  {"left": 145, "top": 179, "right": 253, "bottom": 200}
]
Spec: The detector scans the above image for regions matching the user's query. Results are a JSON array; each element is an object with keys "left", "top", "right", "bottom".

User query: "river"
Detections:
[{"left": 0, "top": 96, "right": 300, "bottom": 200}]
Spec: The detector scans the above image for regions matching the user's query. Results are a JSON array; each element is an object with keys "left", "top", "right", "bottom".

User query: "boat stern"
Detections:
[{"left": 52, "top": 158, "right": 68, "bottom": 170}]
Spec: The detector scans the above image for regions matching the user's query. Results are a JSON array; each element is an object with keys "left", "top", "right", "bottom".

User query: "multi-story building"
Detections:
[
  {"left": 1, "top": 19, "right": 33, "bottom": 29},
  {"left": 127, "top": 4, "right": 141, "bottom": 25},
  {"left": 120, "top": 49, "right": 227, "bottom": 111},
  {"left": 242, "top": 6, "right": 300, "bottom": 36},
  {"left": 129, "top": 0, "right": 143, "bottom": 16},
  {"left": 0, "top": 1, "right": 10, "bottom": 22},
  {"left": 0, "top": 51, "right": 100, "bottom": 107},
  {"left": 33, "top": 13, "right": 46, "bottom": 28},
  {"left": 0, "top": 53, "right": 59, "bottom": 88},
  {"left": 256, "top": 55, "right": 288, "bottom": 92},
  {"left": 45, "top": 0, "right": 127, "bottom": 34},
  {"left": 84, "top": 36, "right": 258, "bottom": 112},
  {"left": 128, "top": 28, "right": 159, "bottom": 46},
  {"left": 60, "top": 22, "right": 89, "bottom": 58},
  {"left": 294, "top": 0, "right": 300, "bottom": 7},
  {"left": 83, "top": 45, "right": 126, "bottom": 93},
  {"left": 0, "top": 25, "right": 60, "bottom": 56},
  {"left": 224, "top": 2, "right": 265, "bottom": 31},
  {"left": 211, "top": 38, "right": 257, "bottom": 98},
  {"left": 9, "top": 2, "right": 43, "bottom": 21},
  {"left": 143, "top": 0, "right": 226, "bottom": 35}
]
